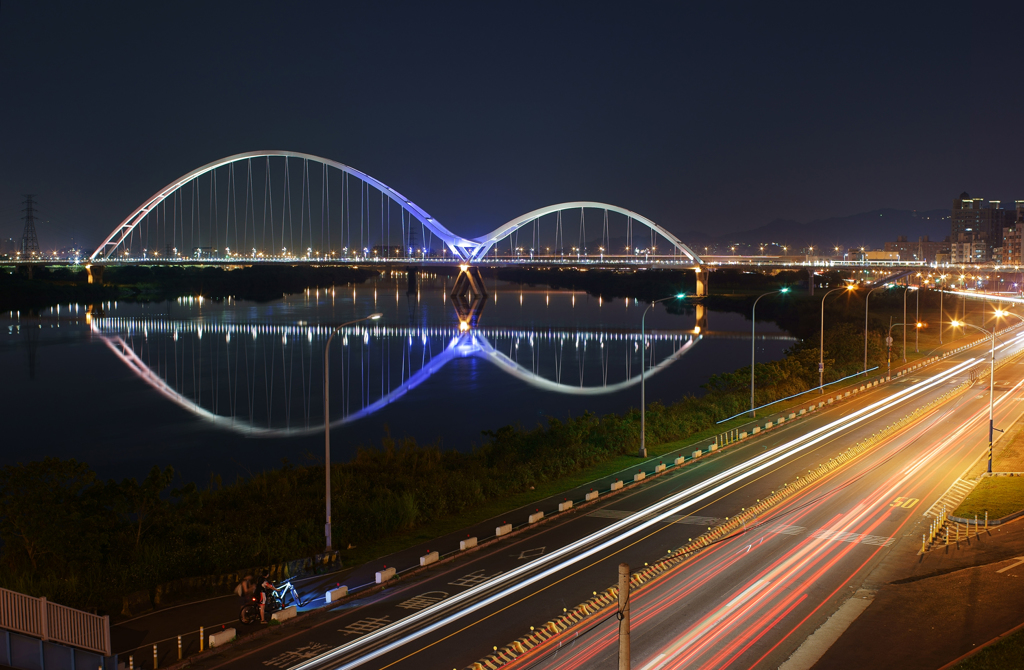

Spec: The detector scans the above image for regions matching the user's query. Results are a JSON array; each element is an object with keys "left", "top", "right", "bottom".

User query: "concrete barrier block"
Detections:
[
  {"left": 752, "top": 426, "right": 760, "bottom": 434},
  {"left": 674, "top": 456, "right": 685, "bottom": 465},
  {"left": 558, "top": 500, "right": 573, "bottom": 512},
  {"left": 655, "top": 463, "right": 666, "bottom": 472},
  {"left": 828, "top": 398, "right": 834, "bottom": 404},
  {"left": 739, "top": 432, "right": 748, "bottom": 439},
  {"left": 845, "top": 391, "right": 850, "bottom": 397},
  {"left": 272, "top": 606, "right": 296, "bottom": 622},
  {"left": 375, "top": 567, "right": 396, "bottom": 584},
  {"left": 633, "top": 471, "right": 646, "bottom": 482},
  {"left": 860, "top": 385, "right": 865, "bottom": 391},
  {"left": 585, "top": 490, "right": 599, "bottom": 501},
  {"left": 765, "top": 421, "right": 773, "bottom": 429},
  {"left": 611, "top": 480, "right": 623, "bottom": 491},
  {"left": 209, "top": 628, "right": 236, "bottom": 647},
  {"left": 528, "top": 510, "right": 544, "bottom": 524},
  {"left": 326, "top": 585, "right": 348, "bottom": 602},
  {"left": 496, "top": 523, "right": 512, "bottom": 537},
  {"left": 708, "top": 444, "right": 718, "bottom": 452},
  {"left": 692, "top": 450, "right": 702, "bottom": 459},
  {"left": 799, "top": 409, "right": 806, "bottom": 415},
  {"left": 420, "top": 551, "right": 439, "bottom": 567},
  {"left": 788, "top": 413, "right": 796, "bottom": 419},
  {"left": 460, "top": 537, "right": 478, "bottom": 550}
]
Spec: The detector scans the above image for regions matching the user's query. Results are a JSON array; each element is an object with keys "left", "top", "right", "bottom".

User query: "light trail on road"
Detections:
[
  {"left": 523, "top": 362, "right": 1024, "bottom": 670},
  {"left": 291, "top": 357, "right": 981, "bottom": 670}
]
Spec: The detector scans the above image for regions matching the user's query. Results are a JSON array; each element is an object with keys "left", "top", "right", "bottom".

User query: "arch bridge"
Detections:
[{"left": 87, "top": 151, "right": 706, "bottom": 291}]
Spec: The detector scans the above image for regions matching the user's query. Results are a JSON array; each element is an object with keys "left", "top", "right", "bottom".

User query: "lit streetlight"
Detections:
[
  {"left": 751, "top": 288, "right": 790, "bottom": 416},
  {"left": 640, "top": 293, "right": 687, "bottom": 457},
  {"left": 323, "top": 312, "right": 384, "bottom": 550},
  {"left": 819, "top": 284, "right": 857, "bottom": 392}
]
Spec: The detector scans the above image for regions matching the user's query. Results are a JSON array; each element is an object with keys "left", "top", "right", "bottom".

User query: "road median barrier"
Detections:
[
  {"left": 495, "top": 523, "right": 512, "bottom": 537},
  {"left": 326, "top": 585, "right": 347, "bottom": 602},
  {"left": 633, "top": 471, "right": 646, "bottom": 482},
  {"left": 655, "top": 463, "right": 666, "bottom": 472},
  {"left": 585, "top": 490, "right": 599, "bottom": 501},
  {"left": 419, "top": 551, "right": 439, "bottom": 567},
  {"left": 375, "top": 567, "right": 396, "bottom": 584},
  {"left": 271, "top": 606, "right": 296, "bottom": 622},
  {"left": 460, "top": 536, "right": 478, "bottom": 550},
  {"left": 467, "top": 374, "right": 978, "bottom": 670},
  {"left": 208, "top": 628, "right": 234, "bottom": 648},
  {"left": 558, "top": 500, "right": 573, "bottom": 512},
  {"left": 528, "top": 510, "right": 544, "bottom": 524},
  {"left": 610, "top": 480, "right": 623, "bottom": 491}
]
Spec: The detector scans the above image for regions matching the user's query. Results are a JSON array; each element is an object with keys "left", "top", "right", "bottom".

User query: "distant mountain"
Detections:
[{"left": 677, "top": 208, "right": 950, "bottom": 254}]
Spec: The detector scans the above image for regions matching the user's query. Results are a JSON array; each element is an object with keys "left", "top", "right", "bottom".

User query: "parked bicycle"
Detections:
[{"left": 239, "top": 578, "right": 307, "bottom": 625}]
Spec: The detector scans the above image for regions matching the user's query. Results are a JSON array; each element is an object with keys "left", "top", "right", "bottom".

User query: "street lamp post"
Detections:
[
  {"left": 819, "top": 284, "right": 856, "bottom": 392},
  {"left": 323, "top": 312, "right": 384, "bottom": 550},
  {"left": 864, "top": 286, "right": 888, "bottom": 373},
  {"left": 952, "top": 309, "right": 1018, "bottom": 473},
  {"left": 751, "top": 288, "right": 789, "bottom": 417},
  {"left": 640, "top": 294, "right": 686, "bottom": 458}
]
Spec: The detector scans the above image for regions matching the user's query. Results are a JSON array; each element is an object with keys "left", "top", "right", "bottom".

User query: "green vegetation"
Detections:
[
  {"left": 954, "top": 626, "right": 1024, "bottom": 670},
  {"left": 953, "top": 477, "right": 1024, "bottom": 520}
]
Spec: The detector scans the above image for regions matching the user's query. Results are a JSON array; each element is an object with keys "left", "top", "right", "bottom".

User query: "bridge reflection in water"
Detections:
[{"left": 90, "top": 316, "right": 734, "bottom": 437}]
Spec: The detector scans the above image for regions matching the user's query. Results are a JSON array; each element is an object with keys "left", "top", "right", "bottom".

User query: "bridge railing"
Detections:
[{"left": 0, "top": 586, "right": 110, "bottom": 656}]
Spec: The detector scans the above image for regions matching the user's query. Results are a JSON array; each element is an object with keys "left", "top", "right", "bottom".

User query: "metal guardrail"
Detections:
[{"left": 0, "top": 586, "right": 110, "bottom": 656}]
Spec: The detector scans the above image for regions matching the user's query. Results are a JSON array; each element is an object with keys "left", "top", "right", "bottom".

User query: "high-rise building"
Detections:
[{"left": 951, "top": 192, "right": 1016, "bottom": 263}]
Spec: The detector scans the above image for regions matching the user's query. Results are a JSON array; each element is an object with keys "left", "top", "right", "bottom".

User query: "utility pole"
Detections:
[
  {"left": 21, "top": 195, "right": 40, "bottom": 257},
  {"left": 618, "top": 563, "right": 631, "bottom": 670}
]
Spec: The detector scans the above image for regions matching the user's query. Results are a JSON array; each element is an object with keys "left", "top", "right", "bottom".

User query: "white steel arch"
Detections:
[
  {"left": 90, "top": 150, "right": 480, "bottom": 261},
  {"left": 471, "top": 201, "right": 703, "bottom": 263}
]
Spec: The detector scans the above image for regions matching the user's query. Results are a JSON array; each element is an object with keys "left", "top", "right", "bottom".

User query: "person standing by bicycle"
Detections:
[{"left": 257, "top": 571, "right": 274, "bottom": 623}]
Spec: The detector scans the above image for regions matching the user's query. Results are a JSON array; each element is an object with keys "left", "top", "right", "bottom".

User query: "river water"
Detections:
[{"left": 1, "top": 274, "right": 793, "bottom": 484}]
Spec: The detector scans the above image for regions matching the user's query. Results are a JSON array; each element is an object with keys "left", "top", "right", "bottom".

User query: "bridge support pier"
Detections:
[
  {"left": 694, "top": 267, "right": 708, "bottom": 297},
  {"left": 86, "top": 264, "right": 105, "bottom": 285}
]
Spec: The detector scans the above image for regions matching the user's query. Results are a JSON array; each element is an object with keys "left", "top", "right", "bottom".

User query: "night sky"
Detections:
[{"left": 2, "top": 2, "right": 1023, "bottom": 251}]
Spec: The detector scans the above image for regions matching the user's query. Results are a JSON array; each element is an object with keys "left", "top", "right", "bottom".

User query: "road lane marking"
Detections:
[{"left": 996, "top": 557, "right": 1024, "bottom": 573}]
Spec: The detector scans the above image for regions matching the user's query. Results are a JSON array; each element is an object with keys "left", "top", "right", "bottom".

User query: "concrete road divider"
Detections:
[
  {"left": 496, "top": 523, "right": 512, "bottom": 537},
  {"left": 528, "top": 510, "right": 544, "bottom": 524},
  {"left": 558, "top": 500, "right": 573, "bottom": 512},
  {"left": 420, "top": 551, "right": 439, "bottom": 567},
  {"left": 375, "top": 567, "right": 396, "bottom": 584},
  {"left": 611, "top": 480, "right": 623, "bottom": 491},
  {"left": 674, "top": 456, "right": 685, "bottom": 465},
  {"left": 271, "top": 606, "right": 296, "bottom": 622},
  {"left": 460, "top": 536, "right": 478, "bottom": 550},
  {"left": 209, "top": 628, "right": 235, "bottom": 647},
  {"left": 633, "top": 471, "right": 646, "bottom": 482},
  {"left": 752, "top": 426, "right": 760, "bottom": 434},
  {"left": 692, "top": 449, "right": 702, "bottom": 459},
  {"left": 326, "top": 585, "right": 348, "bottom": 602},
  {"left": 585, "top": 490, "right": 599, "bottom": 501},
  {"left": 655, "top": 463, "right": 666, "bottom": 472},
  {"left": 708, "top": 444, "right": 718, "bottom": 452}
]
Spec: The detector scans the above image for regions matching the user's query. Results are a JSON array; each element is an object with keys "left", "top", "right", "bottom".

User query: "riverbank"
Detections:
[{"left": 0, "top": 264, "right": 378, "bottom": 312}]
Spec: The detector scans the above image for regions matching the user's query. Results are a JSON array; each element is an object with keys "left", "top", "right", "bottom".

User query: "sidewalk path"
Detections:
[{"left": 812, "top": 516, "right": 1024, "bottom": 670}]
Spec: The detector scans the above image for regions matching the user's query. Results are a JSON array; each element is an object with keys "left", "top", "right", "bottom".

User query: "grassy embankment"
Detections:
[
  {"left": 955, "top": 417, "right": 1024, "bottom": 520},
  {"left": 954, "top": 626, "right": 1024, "bottom": 669}
]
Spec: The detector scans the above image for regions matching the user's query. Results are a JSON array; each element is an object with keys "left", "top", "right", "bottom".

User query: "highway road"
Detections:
[{"left": 192, "top": 326, "right": 1024, "bottom": 670}]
